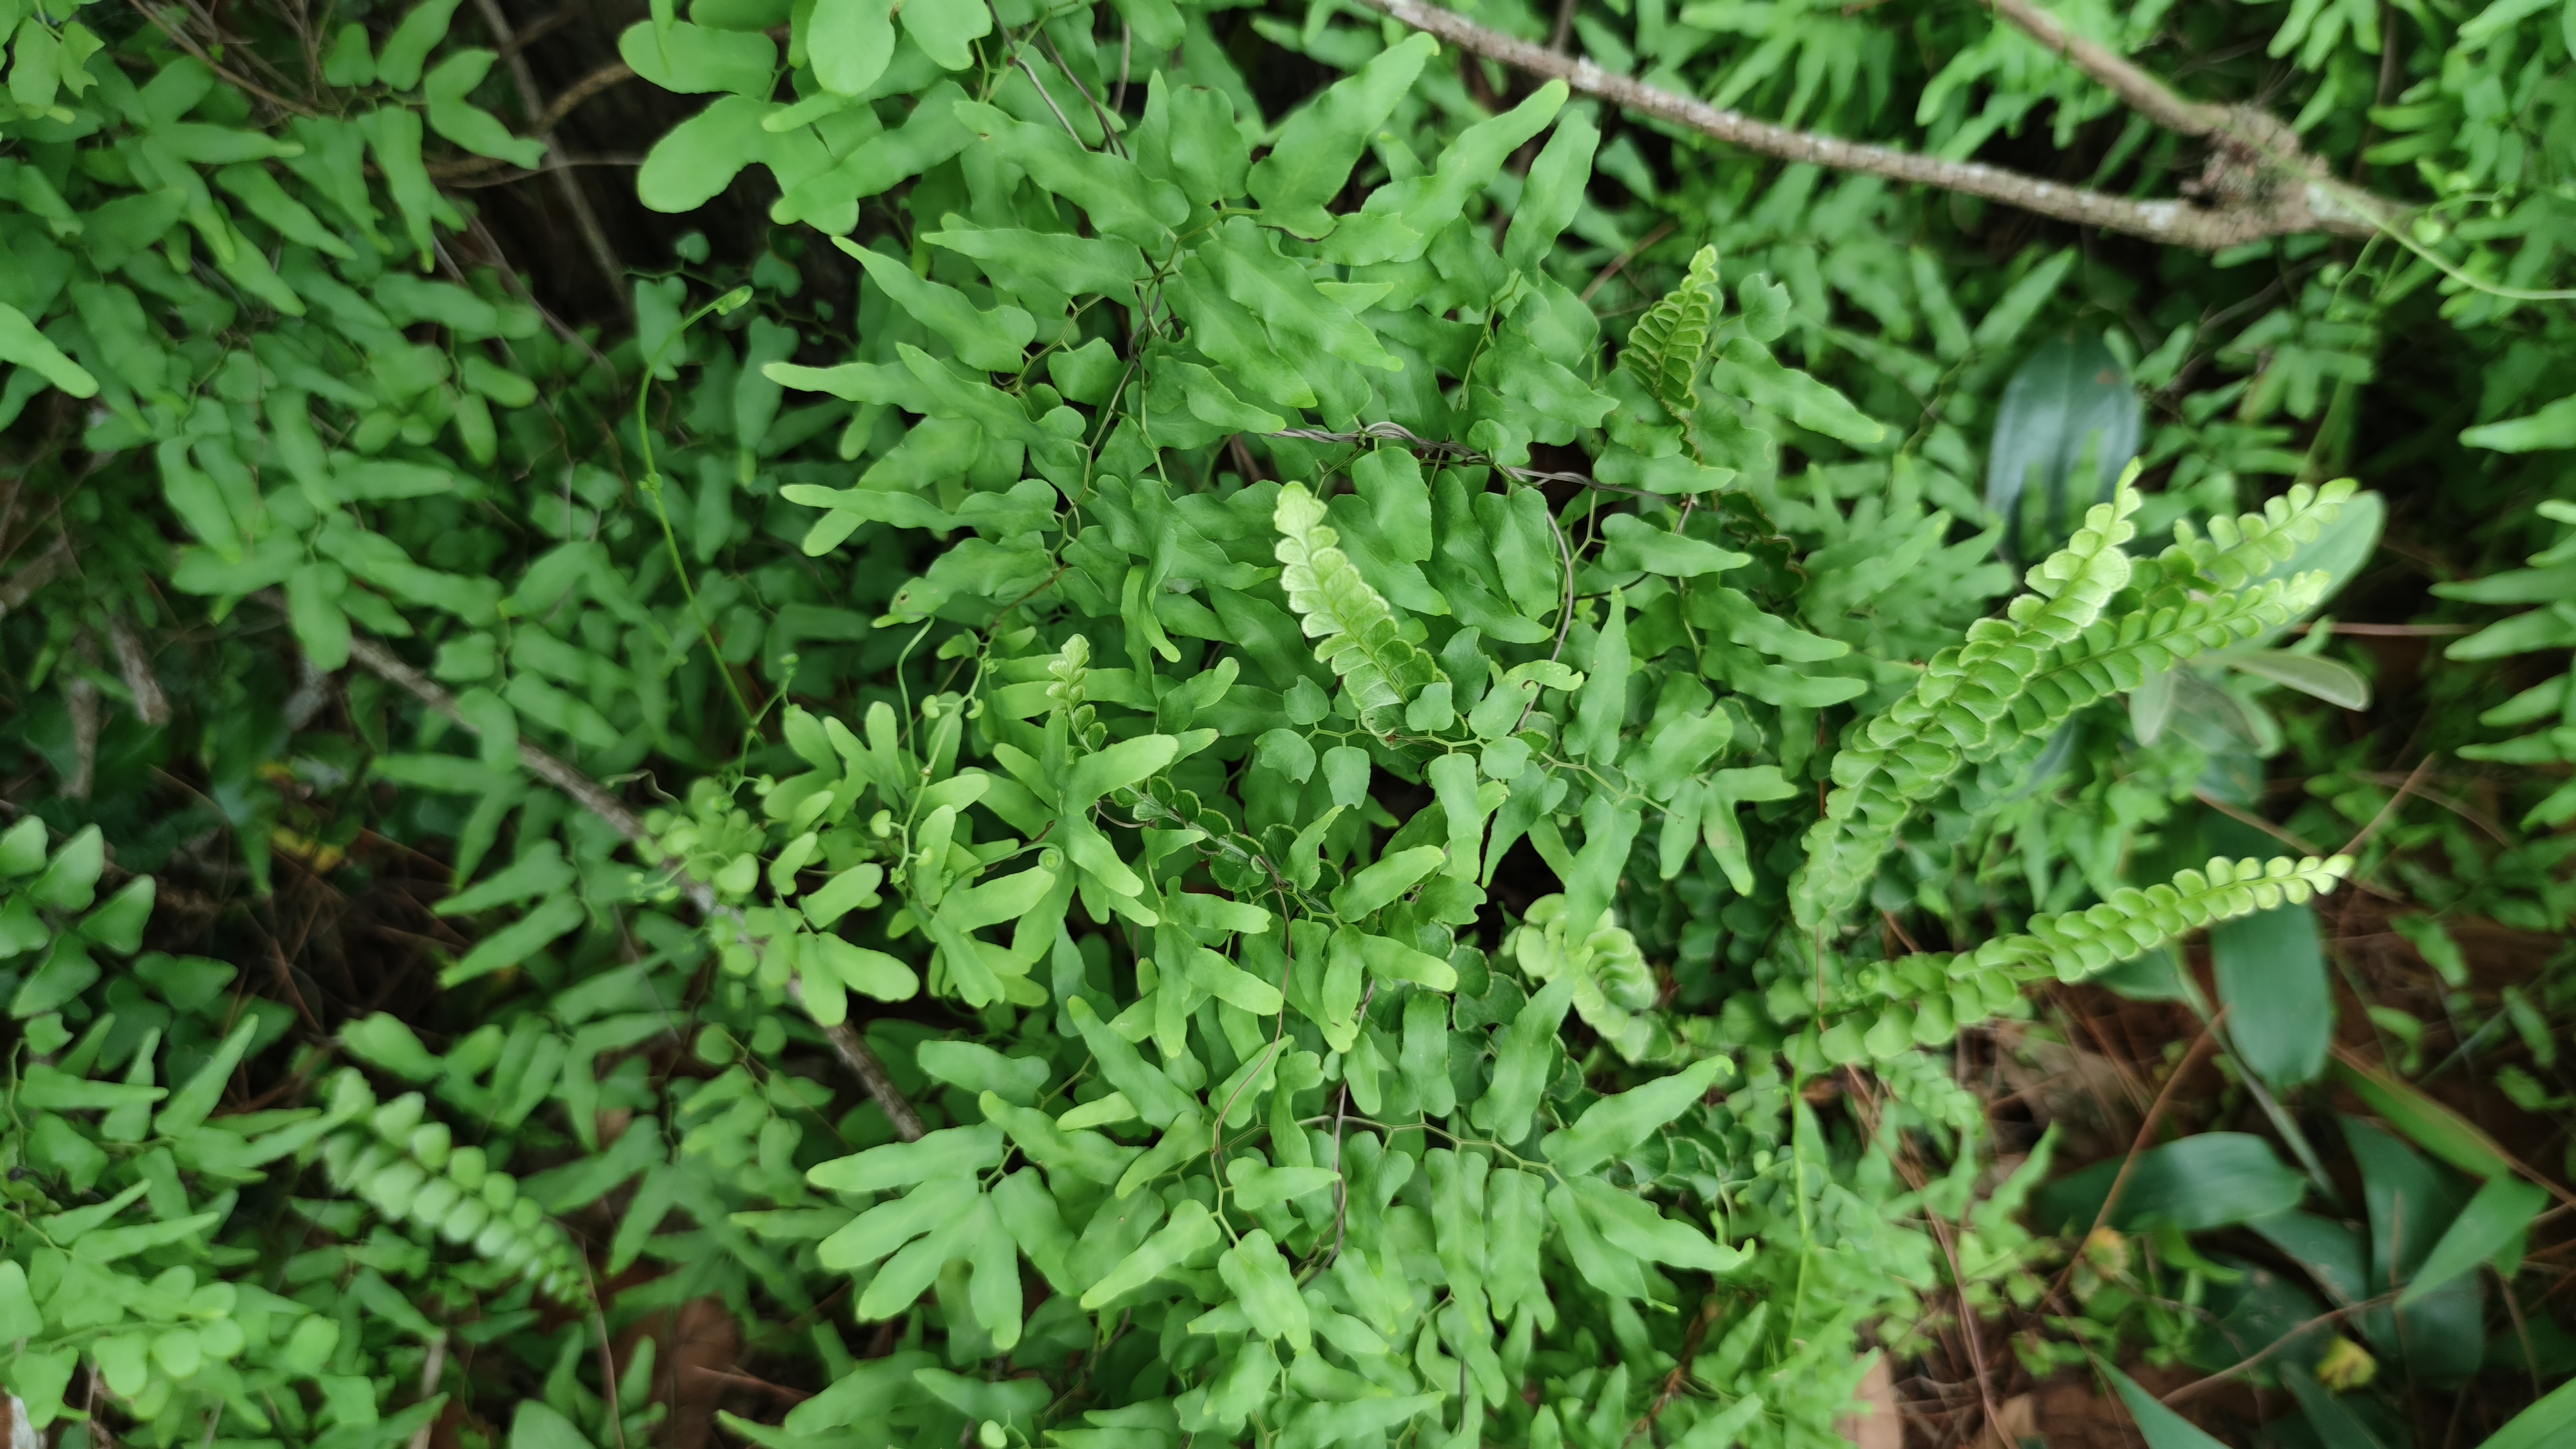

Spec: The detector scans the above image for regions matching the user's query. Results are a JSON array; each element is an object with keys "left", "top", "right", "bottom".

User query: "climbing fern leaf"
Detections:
[
  {"left": 1621, "top": 245, "right": 1724, "bottom": 421},
  {"left": 1273, "top": 481, "right": 1448, "bottom": 725}
]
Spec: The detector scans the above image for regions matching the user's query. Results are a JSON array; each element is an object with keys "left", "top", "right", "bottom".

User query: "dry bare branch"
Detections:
[
  {"left": 1357, "top": 0, "right": 2398, "bottom": 249},
  {"left": 471, "top": 0, "right": 633, "bottom": 322}
]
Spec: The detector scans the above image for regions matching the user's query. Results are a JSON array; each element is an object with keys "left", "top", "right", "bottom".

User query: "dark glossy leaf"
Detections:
[
  {"left": 2342, "top": 1117, "right": 2484, "bottom": 1386},
  {"left": 2280, "top": 1363, "right": 2398, "bottom": 1449},
  {"left": 2101, "top": 1363, "right": 2227, "bottom": 1449},
  {"left": 2398, "top": 1173, "right": 2546, "bottom": 1308},
  {"left": 2212, "top": 901, "right": 2332, "bottom": 1088},
  {"left": 2482, "top": 1375, "right": 2576, "bottom": 1449},
  {"left": 2036, "top": 1133, "right": 2307, "bottom": 1234},
  {"left": 2188, "top": 1256, "right": 2330, "bottom": 1374},
  {"left": 1986, "top": 332, "right": 2140, "bottom": 564},
  {"left": 2330, "top": 1057, "right": 2516, "bottom": 1179},
  {"left": 2250, "top": 1212, "right": 2370, "bottom": 1307}
]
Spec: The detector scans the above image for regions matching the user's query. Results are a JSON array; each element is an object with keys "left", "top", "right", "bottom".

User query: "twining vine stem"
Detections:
[{"left": 1270, "top": 420, "right": 1662, "bottom": 500}]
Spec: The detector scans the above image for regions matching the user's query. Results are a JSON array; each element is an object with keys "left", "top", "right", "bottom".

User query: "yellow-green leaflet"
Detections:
[{"left": 2, "top": 1, "right": 2546, "bottom": 1442}]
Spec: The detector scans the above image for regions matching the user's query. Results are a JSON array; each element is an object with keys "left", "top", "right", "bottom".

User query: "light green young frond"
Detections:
[
  {"left": 1938, "top": 479, "right": 2359, "bottom": 759},
  {"left": 1998, "top": 852, "right": 2353, "bottom": 977},
  {"left": 1970, "top": 572, "right": 2331, "bottom": 759},
  {"left": 1810, "top": 854, "right": 2353, "bottom": 1063},
  {"left": 1272, "top": 481, "right": 1448, "bottom": 724},
  {"left": 318, "top": 1069, "right": 593, "bottom": 1305},
  {"left": 1790, "top": 483, "right": 2144, "bottom": 928},
  {"left": 1046, "top": 631, "right": 1095, "bottom": 725},
  {"left": 1620, "top": 244, "right": 1724, "bottom": 421},
  {"left": 1944, "top": 481, "right": 2360, "bottom": 760},
  {"left": 2158, "top": 477, "right": 2360, "bottom": 592}
]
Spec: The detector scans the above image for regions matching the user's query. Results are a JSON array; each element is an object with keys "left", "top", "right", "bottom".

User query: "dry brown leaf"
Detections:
[
  {"left": 1838, "top": 1356, "right": 1902, "bottom": 1449},
  {"left": 1973, "top": 1393, "right": 2038, "bottom": 1449},
  {"left": 615, "top": 1296, "right": 741, "bottom": 1449}
]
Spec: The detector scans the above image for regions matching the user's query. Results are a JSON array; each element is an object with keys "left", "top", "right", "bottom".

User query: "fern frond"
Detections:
[
  {"left": 1273, "top": 481, "right": 1448, "bottom": 724},
  {"left": 2157, "top": 477, "right": 2359, "bottom": 592},
  {"left": 1811, "top": 853, "right": 2352, "bottom": 1063},
  {"left": 1950, "top": 480, "right": 2360, "bottom": 758},
  {"left": 1971, "top": 574, "right": 2329, "bottom": 758},
  {"left": 1791, "top": 484, "right": 2144, "bottom": 928},
  {"left": 1998, "top": 852, "right": 2352, "bottom": 976},
  {"left": 318, "top": 1071, "right": 592, "bottom": 1304},
  {"left": 1046, "top": 632, "right": 1099, "bottom": 737},
  {"left": 1620, "top": 245, "right": 1723, "bottom": 421}
]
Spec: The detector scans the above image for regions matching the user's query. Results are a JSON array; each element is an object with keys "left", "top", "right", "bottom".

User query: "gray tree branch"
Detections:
[
  {"left": 0, "top": 538, "right": 72, "bottom": 619},
  {"left": 1357, "top": 0, "right": 2398, "bottom": 250},
  {"left": 1984, "top": 0, "right": 2223, "bottom": 138}
]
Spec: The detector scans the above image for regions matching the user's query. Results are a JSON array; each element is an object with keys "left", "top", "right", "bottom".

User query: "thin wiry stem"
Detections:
[{"left": 1271, "top": 420, "right": 1665, "bottom": 500}]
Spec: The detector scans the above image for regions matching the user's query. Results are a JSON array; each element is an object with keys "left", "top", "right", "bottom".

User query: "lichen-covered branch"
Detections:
[{"left": 1358, "top": 0, "right": 2394, "bottom": 248}]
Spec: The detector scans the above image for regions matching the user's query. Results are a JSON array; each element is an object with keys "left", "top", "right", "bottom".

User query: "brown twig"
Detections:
[
  {"left": 1110, "top": 23, "right": 1133, "bottom": 114},
  {"left": 1226, "top": 435, "right": 1268, "bottom": 483},
  {"left": 273, "top": 595, "right": 925, "bottom": 1140},
  {"left": 1037, "top": 30, "right": 1128, "bottom": 155},
  {"left": 1629, "top": 1295, "right": 1724, "bottom": 1441},
  {"left": 263, "top": 930, "right": 327, "bottom": 1036},
  {"left": 2352, "top": 768, "right": 2510, "bottom": 846},
  {"left": 1353, "top": 0, "right": 2394, "bottom": 248},
  {"left": 686, "top": 1367, "right": 815, "bottom": 1403},
  {"left": 1580, "top": 219, "right": 1678, "bottom": 303},
  {"left": 472, "top": 0, "right": 632, "bottom": 323},
  {"left": 124, "top": 0, "right": 318, "bottom": 117},
  {"left": 1009, "top": 39, "right": 1089, "bottom": 142},
  {"left": 2159, "top": 1291, "right": 2394, "bottom": 1404},
  {"left": 106, "top": 617, "right": 171, "bottom": 726},
  {"left": 592, "top": 1305, "right": 631, "bottom": 1449},
  {"left": 1842, "top": 1069, "right": 2004, "bottom": 1449},
  {"left": 2339, "top": 752, "right": 2434, "bottom": 857},
  {"left": 1549, "top": 0, "right": 1580, "bottom": 52},
  {"left": 403, "top": 1333, "right": 448, "bottom": 1449},
  {"left": 428, "top": 152, "right": 644, "bottom": 181},
  {"left": 2193, "top": 791, "right": 2401, "bottom": 903},
  {"left": 538, "top": 61, "right": 640, "bottom": 135},
  {"left": 62, "top": 644, "right": 99, "bottom": 800},
  {"left": 0, "top": 536, "right": 72, "bottom": 618},
  {"left": 2041, "top": 1011, "right": 2225, "bottom": 1312},
  {"left": 461, "top": 217, "right": 622, "bottom": 389},
  {"left": 1982, "top": 0, "right": 2225, "bottom": 139},
  {"left": 1879, "top": 908, "right": 1923, "bottom": 955},
  {"left": 495, "top": 4, "right": 579, "bottom": 60}
]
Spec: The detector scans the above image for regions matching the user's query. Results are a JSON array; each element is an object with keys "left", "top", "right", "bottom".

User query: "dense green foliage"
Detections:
[{"left": 3, "top": 0, "right": 2575, "bottom": 1444}]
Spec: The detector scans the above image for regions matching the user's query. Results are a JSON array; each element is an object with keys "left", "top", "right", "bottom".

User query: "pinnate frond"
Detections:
[
  {"left": 1620, "top": 245, "right": 1724, "bottom": 421},
  {"left": 2159, "top": 478, "right": 2360, "bottom": 592},
  {"left": 1809, "top": 854, "right": 2353, "bottom": 1063},
  {"left": 1792, "top": 483, "right": 2143, "bottom": 926},
  {"left": 1273, "top": 482, "right": 1448, "bottom": 724}
]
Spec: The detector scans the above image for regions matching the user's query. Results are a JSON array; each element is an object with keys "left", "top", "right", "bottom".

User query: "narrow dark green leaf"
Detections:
[{"left": 2212, "top": 901, "right": 2332, "bottom": 1088}]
